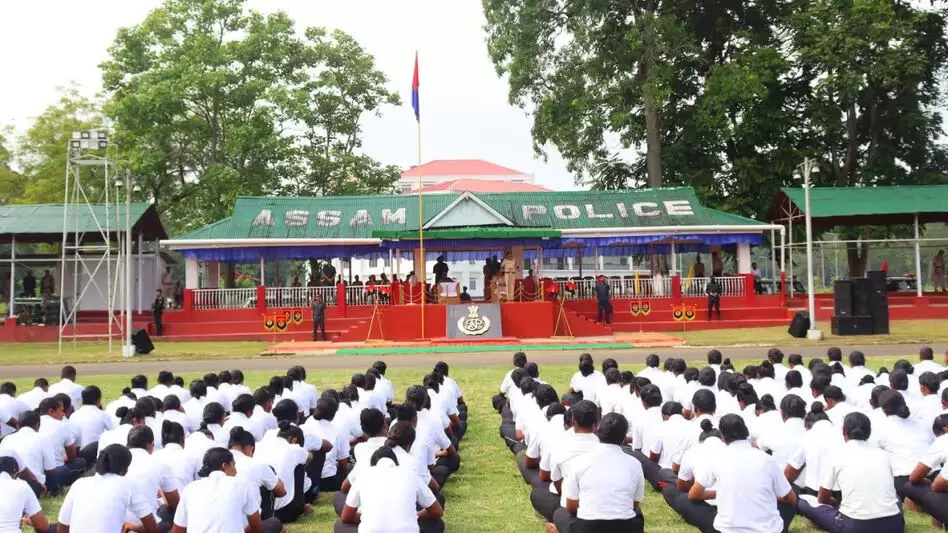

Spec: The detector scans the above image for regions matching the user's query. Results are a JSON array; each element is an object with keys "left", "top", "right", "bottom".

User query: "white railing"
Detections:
[
  {"left": 265, "top": 286, "right": 337, "bottom": 308},
  {"left": 682, "top": 276, "right": 745, "bottom": 297},
  {"left": 344, "top": 285, "right": 388, "bottom": 306},
  {"left": 619, "top": 276, "right": 673, "bottom": 299},
  {"left": 192, "top": 288, "right": 256, "bottom": 310}
]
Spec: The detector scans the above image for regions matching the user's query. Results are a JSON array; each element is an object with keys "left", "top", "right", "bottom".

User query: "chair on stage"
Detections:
[{"left": 438, "top": 282, "right": 460, "bottom": 304}]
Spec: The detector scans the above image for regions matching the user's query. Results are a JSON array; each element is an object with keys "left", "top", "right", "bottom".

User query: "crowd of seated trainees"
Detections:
[
  {"left": 0, "top": 360, "right": 466, "bottom": 533},
  {"left": 493, "top": 347, "right": 948, "bottom": 533}
]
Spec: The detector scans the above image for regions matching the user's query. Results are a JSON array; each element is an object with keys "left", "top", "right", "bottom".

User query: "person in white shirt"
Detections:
[
  {"left": 822, "top": 386, "right": 857, "bottom": 427},
  {"left": 255, "top": 421, "right": 311, "bottom": 524},
  {"left": 552, "top": 412, "right": 646, "bottom": 533},
  {"left": 706, "top": 350, "right": 723, "bottom": 380},
  {"left": 598, "top": 369, "right": 626, "bottom": 416},
  {"left": 201, "top": 373, "right": 227, "bottom": 409},
  {"left": 850, "top": 375, "right": 878, "bottom": 411},
  {"left": 197, "top": 401, "right": 228, "bottom": 444},
  {"left": 904, "top": 413, "right": 948, "bottom": 508},
  {"left": 498, "top": 352, "right": 528, "bottom": 404},
  {"left": 755, "top": 363, "right": 783, "bottom": 408},
  {"left": 58, "top": 444, "right": 157, "bottom": 533},
  {"left": 916, "top": 346, "right": 944, "bottom": 377},
  {"left": 126, "top": 425, "right": 180, "bottom": 530},
  {"left": 304, "top": 398, "right": 349, "bottom": 492},
  {"left": 168, "top": 376, "right": 192, "bottom": 404},
  {"left": 129, "top": 374, "right": 150, "bottom": 400},
  {"left": 663, "top": 418, "right": 726, "bottom": 532},
  {"left": 0, "top": 411, "right": 57, "bottom": 497},
  {"left": 147, "top": 370, "right": 175, "bottom": 402},
  {"left": 250, "top": 387, "right": 278, "bottom": 435},
  {"left": 47, "top": 365, "right": 84, "bottom": 411},
  {"left": 105, "top": 390, "right": 138, "bottom": 422},
  {"left": 222, "top": 394, "right": 263, "bottom": 441},
  {"left": 784, "top": 402, "right": 843, "bottom": 495},
  {"left": 875, "top": 390, "right": 933, "bottom": 501},
  {"left": 846, "top": 351, "right": 873, "bottom": 387},
  {"left": 181, "top": 381, "right": 208, "bottom": 431},
  {"left": 287, "top": 366, "right": 318, "bottom": 417},
  {"left": 916, "top": 372, "right": 944, "bottom": 433},
  {"left": 689, "top": 414, "right": 797, "bottom": 533},
  {"left": 521, "top": 403, "right": 566, "bottom": 488},
  {"left": 0, "top": 456, "right": 50, "bottom": 533},
  {"left": 17, "top": 378, "right": 49, "bottom": 411},
  {"left": 69, "top": 385, "right": 117, "bottom": 466},
  {"left": 153, "top": 421, "right": 200, "bottom": 493},
  {"left": 787, "top": 354, "right": 812, "bottom": 390},
  {"left": 134, "top": 397, "right": 165, "bottom": 450},
  {"left": 0, "top": 382, "right": 29, "bottom": 437},
  {"left": 406, "top": 386, "right": 459, "bottom": 481},
  {"left": 98, "top": 406, "right": 146, "bottom": 452},
  {"left": 647, "top": 402, "right": 692, "bottom": 490},
  {"left": 161, "top": 395, "right": 196, "bottom": 435},
  {"left": 532, "top": 400, "right": 600, "bottom": 522},
  {"left": 638, "top": 354, "right": 666, "bottom": 388},
  {"left": 371, "top": 360, "right": 396, "bottom": 406},
  {"left": 798, "top": 411, "right": 905, "bottom": 533},
  {"left": 767, "top": 348, "right": 790, "bottom": 384},
  {"left": 568, "top": 354, "right": 606, "bottom": 406},
  {"left": 228, "top": 425, "right": 286, "bottom": 524},
  {"left": 826, "top": 347, "right": 847, "bottom": 377},
  {"left": 173, "top": 447, "right": 281, "bottom": 533},
  {"left": 38, "top": 396, "right": 85, "bottom": 494},
  {"left": 336, "top": 446, "right": 443, "bottom": 533},
  {"left": 433, "top": 361, "right": 466, "bottom": 421},
  {"left": 229, "top": 369, "right": 254, "bottom": 401}
]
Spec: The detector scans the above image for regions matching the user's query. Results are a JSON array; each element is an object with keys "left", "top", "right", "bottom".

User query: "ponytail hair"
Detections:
[
  {"left": 369, "top": 445, "right": 399, "bottom": 467},
  {"left": 96, "top": 444, "right": 133, "bottom": 476},
  {"left": 228, "top": 426, "right": 256, "bottom": 450},
  {"left": 198, "top": 448, "right": 234, "bottom": 478},
  {"left": 162, "top": 420, "right": 185, "bottom": 447},
  {"left": 121, "top": 407, "right": 146, "bottom": 426},
  {"left": 114, "top": 406, "right": 130, "bottom": 422},
  {"left": 276, "top": 420, "right": 304, "bottom": 447},
  {"left": 805, "top": 401, "right": 829, "bottom": 429},
  {"left": 880, "top": 390, "right": 910, "bottom": 419},
  {"left": 757, "top": 394, "right": 776, "bottom": 413},
  {"left": 385, "top": 421, "right": 416, "bottom": 451},
  {"left": 200, "top": 402, "right": 226, "bottom": 430},
  {"left": 698, "top": 419, "right": 723, "bottom": 443}
]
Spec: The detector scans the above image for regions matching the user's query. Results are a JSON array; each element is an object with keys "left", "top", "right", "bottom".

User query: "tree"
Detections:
[
  {"left": 791, "top": 0, "right": 948, "bottom": 275},
  {"left": 277, "top": 28, "right": 401, "bottom": 197},
  {"left": 14, "top": 88, "right": 104, "bottom": 204},
  {"left": 0, "top": 130, "right": 25, "bottom": 204}
]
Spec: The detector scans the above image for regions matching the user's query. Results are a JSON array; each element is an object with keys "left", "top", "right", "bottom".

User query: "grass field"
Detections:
[
  {"left": 678, "top": 319, "right": 948, "bottom": 346},
  {"left": 6, "top": 356, "right": 937, "bottom": 532}
]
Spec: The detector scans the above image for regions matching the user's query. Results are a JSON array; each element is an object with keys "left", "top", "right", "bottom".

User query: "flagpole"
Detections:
[{"left": 418, "top": 117, "right": 425, "bottom": 339}]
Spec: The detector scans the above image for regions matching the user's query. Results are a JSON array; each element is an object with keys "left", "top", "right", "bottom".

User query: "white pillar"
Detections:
[
  {"left": 395, "top": 249, "right": 401, "bottom": 279},
  {"left": 205, "top": 261, "right": 220, "bottom": 288},
  {"left": 770, "top": 229, "right": 777, "bottom": 281},
  {"left": 736, "top": 243, "right": 752, "bottom": 273},
  {"left": 594, "top": 246, "right": 600, "bottom": 276},
  {"left": 413, "top": 249, "right": 425, "bottom": 283},
  {"left": 8, "top": 235, "right": 15, "bottom": 318},
  {"left": 136, "top": 233, "right": 143, "bottom": 314},
  {"left": 670, "top": 242, "right": 678, "bottom": 276},
  {"left": 185, "top": 257, "right": 199, "bottom": 289},
  {"left": 914, "top": 213, "right": 923, "bottom": 297},
  {"left": 154, "top": 241, "right": 161, "bottom": 294},
  {"left": 788, "top": 205, "right": 794, "bottom": 296},
  {"left": 259, "top": 257, "right": 265, "bottom": 286}
]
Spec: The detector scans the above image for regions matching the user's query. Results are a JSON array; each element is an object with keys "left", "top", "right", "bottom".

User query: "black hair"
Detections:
[
  {"left": 827, "top": 347, "right": 842, "bottom": 362},
  {"left": 698, "top": 367, "right": 716, "bottom": 387},
  {"left": 595, "top": 412, "right": 628, "bottom": 445},
  {"left": 228, "top": 426, "right": 256, "bottom": 449},
  {"left": 198, "top": 448, "right": 234, "bottom": 477},
  {"left": 311, "top": 398, "right": 337, "bottom": 421},
  {"left": 38, "top": 396, "right": 63, "bottom": 415},
  {"left": 743, "top": 365, "right": 759, "bottom": 380},
  {"left": 646, "top": 354, "right": 660, "bottom": 368},
  {"left": 736, "top": 382, "right": 758, "bottom": 407},
  {"left": 788, "top": 353, "right": 803, "bottom": 366},
  {"left": 217, "top": 370, "right": 232, "bottom": 385},
  {"left": 173, "top": 377, "right": 184, "bottom": 388},
  {"left": 842, "top": 412, "right": 871, "bottom": 441},
  {"left": 276, "top": 420, "right": 304, "bottom": 446},
  {"left": 893, "top": 359, "right": 915, "bottom": 375},
  {"left": 157, "top": 370, "right": 173, "bottom": 385},
  {"left": 919, "top": 372, "right": 940, "bottom": 395},
  {"left": 33, "top": 377, "right": 49, "bottom": 389},
  {"left": 162, "top": 420, "right": 185, "bottom": 446},
  {"left": 877, "top": 367, "right": 890, "bottom": 377},
  {"left": 120, "top": 407, "right": 146, "bottom": 426},
  {"left": 780, "top": 394, "right": 807, "bottom": 419},
  {"left": 602, "top": 358, "right": 618, "bottom": 372},
  {"left": 805, "top": 402, "right": 830, "bottom": 428},
  {"left": 880, "top": 390, "right": 911, "bottom": 419},
  {"left": 889, "top": 370, "right": 909, "bottom": 392},
  {"left": 434, "top": 361, "right": 449, "bottom": 377},
  {"left": 370, "top": 445, "right": 399, "bottom": 467},
  {"left": 268, "top": 376, "right": 285, "bottom": 397},
  {"left": 406, "top": 385, "right": 430, "bottom": 411},
  {"left": 633, "top": 377, "right": 651, "bottom": 394},
  {"left": 232, "top": 394, "right": 255, "bottom": 416},
  {"left": 534, "top": 384, "right": 559, "bottom": 409},
  {"left": 162, "top": 395, "right": 181, "bottom": 411},
  {"left": 809, "top": 358, "right": 824, "bottom": 371},
  {"left": 767, "top": 348, "right": 784, "bottom": 364},
  {"left": 662, "top": 401, "right": 684, "bottom": 417},
  {"left": 0, "top": 382, "right": 15, "bottom": 396},
  {"left": 932, "top": 414, "right": 948, "bottom": 436},
  {"left": 510, "top": 368, "right": 527, "bottom": 389},
  {"left": 394, "top": 403, "right": 418, "bottom": 423},
  {"left": 849, "top": 351, "right": 866, "bottom": 367},
  {"left": 360, "top": 408, "right": 386, "bottom": 436},
  {"left": 870, "top": 385, "right": 890, "bottom": 409},
  {"left": 519, "top": 377, "right": 537, "bottom": 396},
  {"left": 758, "top": 361, "right": 775, "bottom": 380},
  {"left": 200, "top": 402, "right": 226, "bottom": 429},
  {"left": 203, "top": 372, "right": 219, "bottom": 389},
  {"left": 707, "top": 349, "right": 723, "bottom": 365},
  {"left": 81, "top": 385, "right": 101, "bottom": 406},
  {"left": 721, "top": 358, "right": 734, "bottom": 372},
  {"left": 810, "top": 374, "right": 831, "bottom": 395},
  {"left": 424, "top": 373, "right": 441, "bottom": 393},
  {"left": 943, "top": 387, "right": 948, "bottom": 404},
  {"left": 386, "top": 421, "right": 416, "bottom": 450},
  {"left": 830, "top": 362, "right": 845, "bottom": 376},
  {"left": 570, "top": 400, "right": 599, "bottom": 429},
  {"left": 372, "top": 360, "right": 388, "bottom": 375},
  {"left": 364, "top": 373, "right": 378, "bottom": 392},
  {"left": 0, "top": 455, "right": 19, "bottom": 477},
  {"left": 341, "top": 384, "right": 359, "bottom": 405},
  {"left": 578, "top": 353, "right": 595, "bottom": 377},
  {"left": 759, "top": 394, "right": 777, "bottom": 413},
  {"left": 130, "top": 397, "right": 153, "bottom": 419},
  {"left": 350, "top": 373, "right": 367, "bottom": 390},
  {"left": 366, "top": 368, "right": 381, "bottom": 380},
  {"left": 716, "top": 371, "right": 733, "bottom": 392},
  {"left": 699, "top": 419, "right": 723, "bottom": 442},
  {"left": 524, "top": 362, "right": 539, "bottom": 379},
  {"left": 824, "top": 385, "right": 845, "bottom": 402},
  {"left": 96, "top": 444, "right": 133, "bottom": 476},
  {"left": 18, "top": 410, "right": 39, "bottom": 430},
  {"left": 683, "top": 368, "right": 699, "bottom": 383},
  {"left": 190, "top": 380, "right": 207, "bottom": 399},
  {"left": 253, "top": 387, "right": 274, "bottom": 407},
  {"left": 604, "top": 368, "right": 621, "bottom": 385},
  {"left": 920, "top": 346, "right": 934, "bottom": 361},
  {"left": 719, "top": 413, "right": 749, "bottom": 443},
  {"left": 513, "top": 352, "right": 527, "bottom": 368},
  {"left": 546, "top": 402, "right": 566, "bottom": 418},
  {"left": 127, "top": 425, "right": 155, "bottom": 449},
  {"left": 692, "top": 389, "right": 716, "bottom": 414},
  {"left": 131, "top": 375, "right": 148, "bottom": 389},
  {"left": 231, "top": 370, "right": 245, "bottom": 384},
  {"left": 859, "top": 375, "right": 876, "bottom": 386},
  {"left": 640, "top": 384, "right": 663, "bottom": 408},
  {"left": 53, "top": 392, "right": 71, "bottom": 411},
  {"left": 620, "top": 370, "right": 635, "bottom": 384}
]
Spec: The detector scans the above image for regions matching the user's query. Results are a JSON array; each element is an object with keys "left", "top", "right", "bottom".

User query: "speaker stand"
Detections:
[{"left": 806, "top": 329, "right": 823, "bottom": 340}]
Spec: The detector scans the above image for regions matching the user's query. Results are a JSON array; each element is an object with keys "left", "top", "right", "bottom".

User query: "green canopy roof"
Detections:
[
  {"left": 0, "top": 203, "right": 167, "bottom": 244},
  {"left": 766, "top": 185, "right": 948, "bottom": 226},
  {"left": 169, "top": 187, "right": 768, "bottom": 243},
  {"left": 372, "top": 227, "right": 561, "bottom": 240}
]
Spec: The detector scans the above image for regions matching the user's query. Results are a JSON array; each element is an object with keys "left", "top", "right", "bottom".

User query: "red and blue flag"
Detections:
[{"left": 411, "top": 52, "right": 420, "bottom": 121}]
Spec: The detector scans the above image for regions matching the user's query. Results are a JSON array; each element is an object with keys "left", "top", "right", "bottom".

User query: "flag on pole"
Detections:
[
  {"left": 633, "top": 270, "right": 640, "bottom": 296},
  {"left": 881, "top": 260, "right": 888, "bottom": 272},
  {"left": 684, "top": 262, "right": 695, "bottom": 289},
  {"left": 412, "top": 52, "right": 420, "bottom": 121}
]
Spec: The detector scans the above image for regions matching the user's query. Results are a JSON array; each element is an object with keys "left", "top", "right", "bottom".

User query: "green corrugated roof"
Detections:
[
  {"left": 371, "top": 227, "right": 561, "bottom": 239},
  {"left": 172, "top": 187, "right": 768, "bottom": 241},
  {"left": 0, "top": 203, "right": 166, "bottom": 242},
  {"left": 779, "top": 185, "right": 948, "bottom": 218}
]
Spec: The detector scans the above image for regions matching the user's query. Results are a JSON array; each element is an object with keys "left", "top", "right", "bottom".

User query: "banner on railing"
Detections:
[
  {"left": 630, "top": 300, "right": 651, "bottom": 317},
  {"left": 263, "top": 309, "right": 305, "bottom": 332},
  {"left": 671, "top": 304, "right": 697, "bottom": 322}
]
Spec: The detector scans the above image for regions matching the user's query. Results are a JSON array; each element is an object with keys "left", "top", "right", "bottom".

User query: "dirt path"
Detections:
[{"left": 0, "top": 342, "right": 943, "bottom": 378}]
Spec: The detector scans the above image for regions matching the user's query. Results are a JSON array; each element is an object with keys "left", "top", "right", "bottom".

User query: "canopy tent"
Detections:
[
  {"left": 765, "top": 185, "right": 948, "bottom": 228},
  {"left": 0, "top": 203, "right": 167, "bottom": 244}
]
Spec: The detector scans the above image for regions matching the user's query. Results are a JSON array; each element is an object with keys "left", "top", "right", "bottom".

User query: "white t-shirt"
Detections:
[
  {"left": 95, "top": 424, "right": 134, "bottom": 453},
  {"left": 695, "top": 440, "right": 791, "bottom": 533},
  {"left": 527, "top": 414, "right": 566, "bottom": 462},
  {"left": 920, "top": 434, "right": 948, "bottom": 472},
  {"left": 569, "top": 370, "right": 606, "bottom": 405},
  {"left": 70, "top": 404, "right": 117, "bottom": 448},
  {"left": 48, "top": 379, "right": 83, "bottom": 410},
  {"left": 163, "top": 410, "right": 197, "bottom": 435},
  {"left": 185, "top": 431, "right": 218, "bottom": 463},
  {"left": 303, "top": 418, "right": 345, "bottom": 478},
  {"left": 221, "top": 412, "right": 263, "bottom": 442},
  {"left": 255, "top": 436, "right": 308, "bottom": 510},
  {"left": 875, "top": 414, "right": 934, "bottom": 476},
  {"left": 785, "top": 419, "right": 843, "bottom": 491},
  {"left": 631, "top": 406, "right": 663, "bottom": 452},
  {"left": 233, "top": 449, "right": 279, "bottom": 494},
  {"left": 597, "top": 384, "right": 626, "bottom": 415},
  {"left": 126, "top": 448, "right": 180, "bottom": 521},
  {"left": 649, "top": 414, "right": 693, "bottom": 469},
  {"left": 59, "top": 474, "right": 153, "bottom": 532},
  {"left": 0, "top": 428, "right": 58, "bottom": 484},
  {"left": 500, "top": 368, "right": 517, "bottom": 395},
  {"left": 173, "top": 471, "right": 260, "bottom": 532},
  {"left": 562, "top": 443, "right": 644, "bottom": 520},
  {"left": 152, "top": 443, "right": 200, "bottom": 491},
  {"left": 822, "top": 439, "right": 901, "bottom": 520},
  {"left": 345, "top": 459, "right": 437, "bottom": 533},
  {"left": 39, "top": 415, "right": 77, "bottom": 467},
  {"left": 250, "top": 406, "right": 277, "bottom": 435},
  {"left": 16, "top": 388, "right": 48, "bottom": 411},
  {"left": 0, "top": 472, "right": 41, "bottom": 533},
  {"left": 677, "top": 437, "right": 725, "bottom": 506},
  {"left": 549, "top": 432, "right": 599, "bottom": 506},
  {"left": 756, "top": 417, "right": 805, "bottom": 470}
]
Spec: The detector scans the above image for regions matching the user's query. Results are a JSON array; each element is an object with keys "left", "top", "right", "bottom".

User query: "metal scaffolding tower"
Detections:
[{"left": 58, "top": 130, "right": 122, "bottom": 354}]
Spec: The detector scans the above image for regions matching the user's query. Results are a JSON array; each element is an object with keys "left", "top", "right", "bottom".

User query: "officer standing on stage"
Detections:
[
  {"left": 312, "top": 294, "right": 327, "bottom": 341},
  {"left": 594, "top": 275, "right": 612, "bottom": 324},
  {"left": 152, "top": 289, "right": 165, "bottom": 336}
]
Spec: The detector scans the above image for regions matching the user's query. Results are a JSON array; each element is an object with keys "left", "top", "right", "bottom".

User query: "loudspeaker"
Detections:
[
  {"left": 131, "top": 328, "right": 154, "bottom": 355},
  {"left": 873, "top": 315, "right": 890, "bottom": 335},
  {"left": 788, "top": 311, "right": 810, "bottom": 338},
  {"left": 868, "top": 270, "right": 887, "bottom": 292},
  {"left": 853, "top": 278, "right": 873, "bottom": 316},
  {"left": 833, "top": 280, "right": 854, "bottom": 316},
  {"left": 43, "top": 303, "right": 61, "bottom": 326},
  {"left": 831, "top": 315, "right": 874, "bottom": 336}
]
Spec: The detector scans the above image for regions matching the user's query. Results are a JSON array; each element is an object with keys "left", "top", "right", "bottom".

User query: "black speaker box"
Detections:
[
  {"left": 132, "top": 328, "right": 154, "bottom": 355},
  {"left": 868, "top": 270, "right": 887, "bottom": 292},
  {"left": 833, "top": 280, "right": 854, "bottom": 316},
  {"left": 831, "top": 315, "right": 874, "bottom": 336},
  {"left": 853, "top": 278, "right": 873, "bottom": 316},
  {"left": 788, "top": 311, "right": 810, "bottom": 338},
  {"left": 873, "top": 315, "right": 890, "bottom": 335}
]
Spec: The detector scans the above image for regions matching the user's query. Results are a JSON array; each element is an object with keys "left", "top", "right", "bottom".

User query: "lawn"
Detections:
[
  {"left": 0, "top": 340, "right": 269, "bottom": 366},
  {"left": 6, "top": 357, "right": 936, "bottom": 532},
  {"left": 680, "top": 319, "right": 948, "bottom": 347}
]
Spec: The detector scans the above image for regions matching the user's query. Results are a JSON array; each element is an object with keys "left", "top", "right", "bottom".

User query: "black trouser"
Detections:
[
  {"left": 554, "top": 507, "right": 644, "bottom": 533},
  {"left": 260, "top": 487, "right": 276, "bottom": 520},
  {"left": 708, "top": 296, "right": 720, "bottom": 320},
  {"left": 275, "top": 465, "right": 306, "bottom": 523},
  {"left": 313, "top": 318, "right": 327, "bottom": 341},
  {"left": 319, "top": 469, "right": 346, "bottom": 493},
  {"left": 923, "top": 490, "right": 948, "bottom": 524},
  {"left": 664, "top": 484, "right": 718, "bottom": 533},
  {"left": 261, "top": 518, "right": 282, "bottom": 533},
  {"left": 893, "top": 475, "right": 909, "bottom": 502},
  {"left": 799, "top": 497, "right": 903, "bottom": 533},
  {"left": 530, "top": 486, "right": 560, "bottom": 522},
  {"left": 597, "top": 300, "right": 612, "bottom": 323},
  {"left": 154, "top": 311, "right": 163, "bottom": 336},
  {"left": 432, "top": 464, "right": 451, "bottom": 488},
  {"left": 334, "top": 518, "right": 444, "bottom": 533},
  {"left": 79, "top": 442, "right": 98, "bottom": 466}
]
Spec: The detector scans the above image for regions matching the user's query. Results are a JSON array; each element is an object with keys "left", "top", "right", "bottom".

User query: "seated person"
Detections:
[{"left": 459, "top": 287, "right": 472, "bottom": 302}]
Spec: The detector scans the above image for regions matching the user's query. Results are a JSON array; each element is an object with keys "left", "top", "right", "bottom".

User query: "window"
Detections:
[{"left": 469, "top": 279, "right": 477, "bottom": 290}]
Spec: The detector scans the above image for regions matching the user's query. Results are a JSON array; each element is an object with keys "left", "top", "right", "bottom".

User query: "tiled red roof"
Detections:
[
  {"left": 400, "top": 159, "right": 527, "bottom": 178},
  {"left": 411, "top": 178, "right": 551, "bottom": 194}
]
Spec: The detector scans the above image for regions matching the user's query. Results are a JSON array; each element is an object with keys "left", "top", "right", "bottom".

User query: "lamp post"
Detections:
[
  {"left": 115, "top": 171, "right": 140, "bottom": 357},
  {"left": 794, "top": 158, "right": 822, "bottom": 340}
]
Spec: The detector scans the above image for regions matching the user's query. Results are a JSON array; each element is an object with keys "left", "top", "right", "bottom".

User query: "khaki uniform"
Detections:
[{"left": 501, "top": 257, "right": 517, "bottom": 301}]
